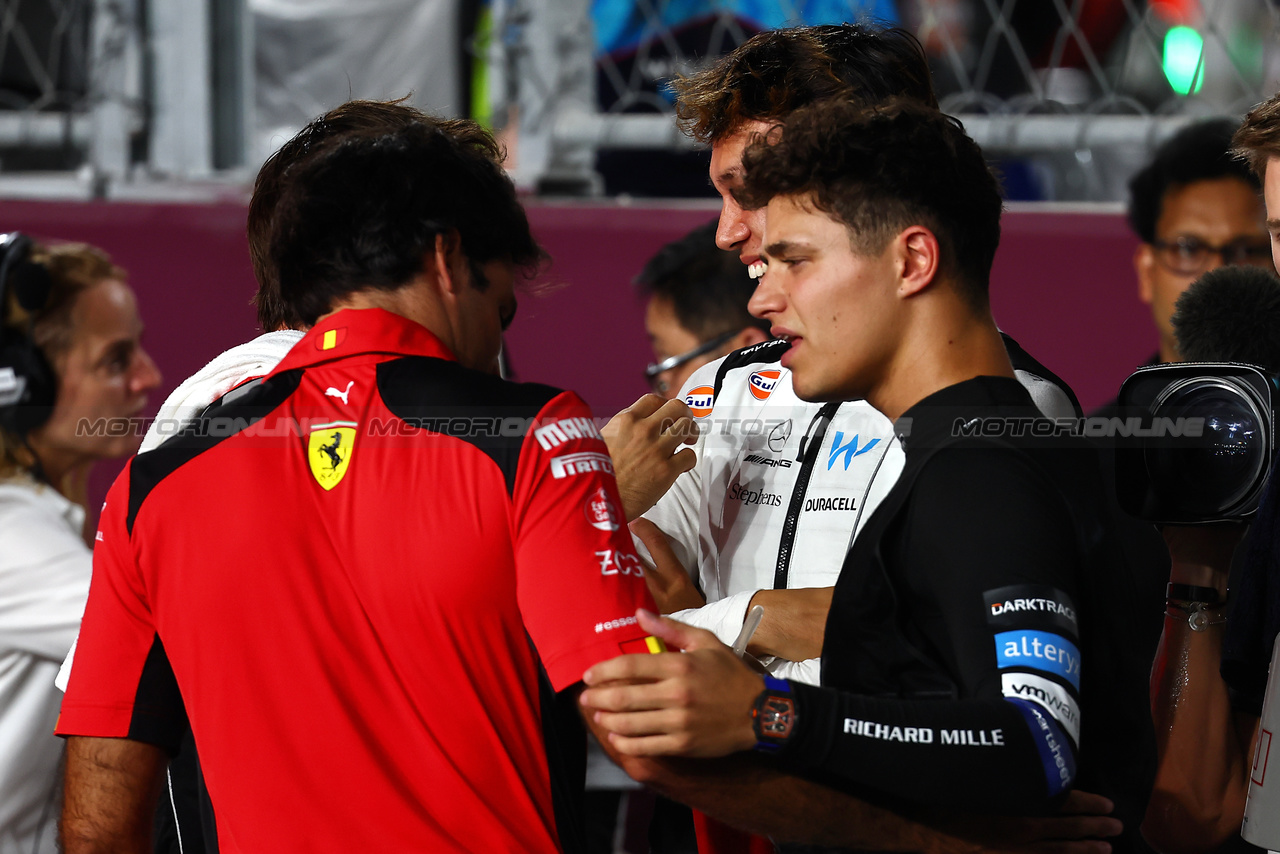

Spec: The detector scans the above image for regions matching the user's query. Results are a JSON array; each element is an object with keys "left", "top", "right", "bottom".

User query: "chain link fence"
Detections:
[
  {"left": 0, "top": 0, "right": 96, "bottom": 170},
  {"left": 0, "top": 1, "right": 1277, "bottom": 201},
  {"left": 480, "top": 0, "right": 1280, "bottom": 200}
]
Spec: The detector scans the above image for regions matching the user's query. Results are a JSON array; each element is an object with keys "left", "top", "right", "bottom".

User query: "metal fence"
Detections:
[
  {"left": 1, "top": 0, "right": 1278, "bottom": 201},
  {"left": 482, "top": 0, "right": 1280, "bottom": 200}
]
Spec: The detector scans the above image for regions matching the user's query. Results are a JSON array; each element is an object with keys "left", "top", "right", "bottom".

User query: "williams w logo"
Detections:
[
  {"left": 827, "top": 431, "right": 879, "bottom": 471},
  {"left": 308, "top": 421, "right": 357, "bottom": 490}
]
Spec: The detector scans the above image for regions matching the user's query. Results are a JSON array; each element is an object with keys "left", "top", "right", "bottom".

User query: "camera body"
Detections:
[{"left": 1115, "top": 362, "right": 1278, "bottom": 524}]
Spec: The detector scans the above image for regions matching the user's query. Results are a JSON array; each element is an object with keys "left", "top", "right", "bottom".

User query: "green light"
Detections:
[{"left": 1163, "top": 26, "right": 1205, "bottom": 95}]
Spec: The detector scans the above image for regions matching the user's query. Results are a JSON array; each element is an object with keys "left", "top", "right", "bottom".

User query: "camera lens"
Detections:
[{"left": 1143, "top": 379, "right": 1268, "bottom": 517}]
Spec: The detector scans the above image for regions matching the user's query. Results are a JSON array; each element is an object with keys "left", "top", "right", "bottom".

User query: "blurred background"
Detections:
[{"left": 2, "top": 0, "right": 1279, "bottom": 509}]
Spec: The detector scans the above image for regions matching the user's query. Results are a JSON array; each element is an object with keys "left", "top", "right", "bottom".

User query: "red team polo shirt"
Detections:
[{"left": 58, "top": 309, "right": 657, "bottom": 853}]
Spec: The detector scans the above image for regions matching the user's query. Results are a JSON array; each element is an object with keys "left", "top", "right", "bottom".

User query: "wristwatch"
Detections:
[
  {"left": 751, "top": 676, "right": 797, "bottom": 752},
  {"left": 1166, "top": 583, "right": 1222, "bottom": 606}
]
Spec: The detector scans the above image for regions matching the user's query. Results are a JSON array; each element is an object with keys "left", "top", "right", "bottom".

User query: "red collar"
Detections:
[{"left": 269, "top": 308, "right": 456, "bottom": 377}]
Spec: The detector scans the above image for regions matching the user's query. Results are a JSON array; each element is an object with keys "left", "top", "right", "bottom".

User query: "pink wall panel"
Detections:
[
  {"left": 990, "top": 207, "right": 1154, "bottom": 411},
  {"left": 2, "top": 198, "right": 1154, "bottom": 525}
]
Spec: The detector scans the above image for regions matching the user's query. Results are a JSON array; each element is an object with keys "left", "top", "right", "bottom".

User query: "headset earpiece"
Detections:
[{"left": 0, "top": 232, "right": 57, "bottom": 437}]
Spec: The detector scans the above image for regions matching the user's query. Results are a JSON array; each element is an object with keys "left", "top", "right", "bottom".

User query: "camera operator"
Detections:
[
  {"left": 1142, "top": 265, "right": 1280, "bottom": 854},
  {"left": 0, "top": 237, "right": 161, "bottom": 853}
]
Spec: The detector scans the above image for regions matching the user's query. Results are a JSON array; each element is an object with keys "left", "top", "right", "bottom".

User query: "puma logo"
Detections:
[{"left": 324, "top": 381, "right": 354, "bottom": 405}]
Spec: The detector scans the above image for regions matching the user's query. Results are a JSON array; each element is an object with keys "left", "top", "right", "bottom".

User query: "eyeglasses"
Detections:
[
  {"left": 1151, "top": 236, "right": 1274, "bottom": 276},
  {"left": 644, "top": 328, "right": 743, "bottom": 395}
]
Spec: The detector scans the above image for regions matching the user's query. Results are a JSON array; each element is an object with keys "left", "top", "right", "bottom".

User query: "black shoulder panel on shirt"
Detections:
[
  {"left": 712, "top": 339, "right": 789, "bottom": 398},
  {"left": 127, "top": 370, "right": 303, "bottom": 535},
  {"left": 377, "top": 356, "right": 564, "bottom": 496},
  {"left": 527, "top": 633, "right": 588, "bottom": 854},
  {"left": 127, "top": 634, "right": 188, "bottom": 754}
]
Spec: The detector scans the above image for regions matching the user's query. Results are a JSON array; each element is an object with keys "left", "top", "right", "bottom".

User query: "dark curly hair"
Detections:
[
  {"left": 635, "top": 220, "right": 769, "bottom": 340},
  {"left": 737, "top": 98, "right": 1002, "bottom": 309},
  {"left": 267, "top": 120, "right": 545, "bottom": 327},
  {"left": 672, "top": 23, "right": 936, "bottom": 145},
  {"left": 249, "top": 100, "right": 508, "bottom": 330},
  {"left": 1127, "top": 119, "right": 1258, "bottom": 245}
]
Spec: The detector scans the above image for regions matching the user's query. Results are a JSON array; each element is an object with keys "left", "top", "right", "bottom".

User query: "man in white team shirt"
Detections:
[{"left": 609, "top": 23, "right": 1082, "bottom": 684}]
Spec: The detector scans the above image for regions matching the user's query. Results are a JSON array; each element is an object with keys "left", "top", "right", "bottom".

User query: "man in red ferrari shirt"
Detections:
[{"left": 56, "top": 115, "right": 660, "bottom": 853}]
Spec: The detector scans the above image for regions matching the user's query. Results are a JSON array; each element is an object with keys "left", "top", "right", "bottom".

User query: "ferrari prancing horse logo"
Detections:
[{"left": 308, "top": 421, "right": 357, "bottom": 490}]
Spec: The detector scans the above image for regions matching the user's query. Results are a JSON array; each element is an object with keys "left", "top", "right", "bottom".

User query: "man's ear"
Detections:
[
  {"left": 426, "top": 230, "right": 465, "bottom": 296},
  {"left": 896, "top": 226, "right": 939, "bottom": 299},
  {"left": 1134, "top": 243, "right": 1155, "bottom": 305}
]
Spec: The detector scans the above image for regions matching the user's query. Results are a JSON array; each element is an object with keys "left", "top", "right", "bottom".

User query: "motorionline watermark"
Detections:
[
  {"left": 74, "top": 413, "right": 806, "bottom": 442},
  {"left": 952, "top": 416, "right": 1205, "bottom": 439},
  {"left": 74, "top": 414, "right": 621, "bottom": 441}
]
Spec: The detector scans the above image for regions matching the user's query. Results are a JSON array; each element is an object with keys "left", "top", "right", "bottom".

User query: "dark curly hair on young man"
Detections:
[
  {"left": 672, "top": 23, "right": 937, "bottom": 145},
  {"left": 248, "top": 100, "right": 508, "bottom": 331},
  {"left": 1127, "top": 118, "right": 1258, "bottom": 246},
  {"left": 736, "top": 98, "right": 1002, "bottom": 309},
  {"left": 267, "top": 120, "right": 544, "bottom": 327}
]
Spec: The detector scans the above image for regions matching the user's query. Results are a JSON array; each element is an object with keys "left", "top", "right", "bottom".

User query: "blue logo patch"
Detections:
[
  {"left": 995, "top": 630, "right": 1081, "bottom": 690},
  {"left": 1008, "top": 698, "right": 1075, "bottom": 797},
  {"left": 827, "top": 432, "right": 879, "bottom": 470}
]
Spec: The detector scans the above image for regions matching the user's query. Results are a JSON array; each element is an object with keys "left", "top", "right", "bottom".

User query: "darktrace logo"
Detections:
[
  {"left": 768, "top": 419, "right": 792, "bottom": 452},
  {"left": 984, "top": 584, "right": 1079, "bottom": 636}
]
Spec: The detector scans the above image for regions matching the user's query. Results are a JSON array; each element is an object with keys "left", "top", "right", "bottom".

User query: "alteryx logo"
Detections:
[
  {"left": 995, "top": 630, "right": 1081, "bottom": 691},
  {"left": 827, "top": 432, "right": 879, "bottom": 470}
]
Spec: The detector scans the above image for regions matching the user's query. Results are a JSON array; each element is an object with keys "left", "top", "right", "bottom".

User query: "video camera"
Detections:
[{"left": 1114, "top": 362, "right": 1278, "bottom": 524}]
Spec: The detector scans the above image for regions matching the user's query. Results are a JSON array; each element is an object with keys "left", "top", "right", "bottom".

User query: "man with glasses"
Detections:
[
  {"left": 640, "top": 221, "right": 770, "bottom": 399},
  {"left": 1090, "top": 118, "right": 1274, "bottom": 680},
  {"left": 1129, "top": 118, "right": 1272, "bottom": 366}
]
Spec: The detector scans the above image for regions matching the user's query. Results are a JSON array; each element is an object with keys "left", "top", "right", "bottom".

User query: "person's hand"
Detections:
[
  {"left": 1160, "top": 522, "right": 1247, "bottom": 591},
  {"left": 603, "top": 395, "right": 698, "bottom": 520},
  {"left": 924, "top": 790, "right": 1122, "bottom": 854},
  {"left": 631, "top": 518, "right": 706, "bottom": 613},
  {"left": 581, "top": 609, "right": 761, "bottom": 758},
  {"left": 745, "top": 587, "right": 832, "bottom": 661}
]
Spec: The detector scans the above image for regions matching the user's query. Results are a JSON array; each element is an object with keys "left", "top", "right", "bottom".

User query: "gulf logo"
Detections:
[
  {"left": 748, "top": 370, "right": 782, "bottom": 401},
  {"left": 685, "top": 386, "right": 715, "bottom": 418}
]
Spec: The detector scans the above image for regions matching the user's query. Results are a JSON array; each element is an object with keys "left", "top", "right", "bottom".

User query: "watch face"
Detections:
[{"left": 761, "top": 695, "right": 796, "bottom": 739}]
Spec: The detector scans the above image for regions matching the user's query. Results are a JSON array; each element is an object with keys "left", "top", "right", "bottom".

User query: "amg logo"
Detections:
[
  {"left": 550, "top": 452, "right": 614, "bottom": 479},
  {"left": 804, "top": 496, "right": 855, "bottom": 512},
  {"left": 991, "top": 597, "right": 1077, "bottom": 626},
  {"left": 728, "top": 481, "right": 783, "bottom": 507},
  {"left": 843, "top": 719, "right": 934, "bottom": 743},
  {"left": 744, "top": 454, "right": 792, "bottom": 468},
  {"left": 534, "top": 417, "right": 604, "bottom": 450}
]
